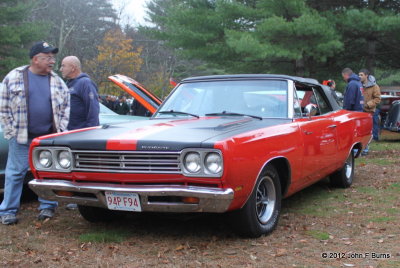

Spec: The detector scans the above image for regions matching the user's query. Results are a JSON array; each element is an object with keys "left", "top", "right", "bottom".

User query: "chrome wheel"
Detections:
[
  {"left": 330, "top": 150, "right": 354, "bottom": 188},
  {"left": 232, "top": 165, "right": 281, "bottom": 237},
  {"left": 344, "top": 153, "right": 353, "bottom": 181},
  {"left": 255, "top": 176, "right": 276, "bottom": 224}
]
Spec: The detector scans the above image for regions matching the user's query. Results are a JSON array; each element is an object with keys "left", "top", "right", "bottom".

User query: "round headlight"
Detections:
[
  {"left": 184, "top": 152, "right": 201, "bottom": 173},
  {"left": 205, "top": 153, "right": 222, "bottom": 174},
  {"left": 58, "top": 151, "right": 71, "bottom": 169},
  {"left": 39, "top": 150, "right": 52, "bottom": 168}
]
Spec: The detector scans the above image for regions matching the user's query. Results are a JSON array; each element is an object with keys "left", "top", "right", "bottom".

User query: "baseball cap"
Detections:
[{"left": 29, "top": 41, "right": 59, "bottom": 59}]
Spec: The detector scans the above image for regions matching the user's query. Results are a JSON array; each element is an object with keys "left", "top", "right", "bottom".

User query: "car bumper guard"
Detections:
[{"left": 29, "top": 179, "right": 234, "bottom": 213}]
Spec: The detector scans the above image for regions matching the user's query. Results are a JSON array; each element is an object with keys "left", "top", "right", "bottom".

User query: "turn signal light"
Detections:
[
  {"left": 55, "top": 190, "right": 74, "bottom": 197},
  {"left": 182, "top": 197, "right": 199, "bottom": 204}
]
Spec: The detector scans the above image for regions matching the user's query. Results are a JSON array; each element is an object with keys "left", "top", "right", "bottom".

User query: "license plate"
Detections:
[{"left": 105, "top": 191, "right": 142, "bottom": 212}]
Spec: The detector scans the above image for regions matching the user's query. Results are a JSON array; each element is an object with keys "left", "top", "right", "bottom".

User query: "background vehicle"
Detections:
[
  {"left": 379, "top": 95, "right": 400, "bottom": 125},
  {"left": 383, "top": 100, "right": 400, "bottom": 132},
  {"left": 28, "top": 74, "right": 372, "bottom": 237}
]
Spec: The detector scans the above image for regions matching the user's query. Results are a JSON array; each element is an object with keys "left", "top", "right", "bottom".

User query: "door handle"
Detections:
[
  {"left": 304, "top": 131, "right": 313, "bottom": 135},
  {"left": 327, "top": 124, "right": 337, "bottom": 129}
]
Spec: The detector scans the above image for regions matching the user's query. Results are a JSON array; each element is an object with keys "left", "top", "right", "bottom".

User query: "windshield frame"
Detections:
[{"left": 153, "top": 78, "right": 293, "bottom": 120}]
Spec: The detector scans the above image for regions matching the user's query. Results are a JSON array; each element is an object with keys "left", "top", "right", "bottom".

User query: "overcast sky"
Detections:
[{"left": 112, "top": 0, "right": 150, "bottom": 26}]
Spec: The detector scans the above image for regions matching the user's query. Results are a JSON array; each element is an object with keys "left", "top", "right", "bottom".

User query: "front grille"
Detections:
[{"left": 73, "top": 151, "right": 181, "bottom": 173}]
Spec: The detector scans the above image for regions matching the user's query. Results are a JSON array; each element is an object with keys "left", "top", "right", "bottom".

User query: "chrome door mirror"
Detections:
[{"left": 304, "top": 104, "right": 317, "bottom": 119}]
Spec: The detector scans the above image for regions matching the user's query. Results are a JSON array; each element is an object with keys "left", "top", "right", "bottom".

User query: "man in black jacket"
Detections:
[{"left": 115, "top": 96, "right": 130, "bottom": 115}]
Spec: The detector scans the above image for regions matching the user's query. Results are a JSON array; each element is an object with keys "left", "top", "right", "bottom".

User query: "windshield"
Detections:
[{"left": 154, "top": 80, "right": 288, "bottom": 118}]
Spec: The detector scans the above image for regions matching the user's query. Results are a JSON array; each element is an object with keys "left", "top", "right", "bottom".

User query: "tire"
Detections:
[
  {"left": 78, "top": 205, "right": 117, "bottom": 222},
  {"left": 330, "top": 151, "right": 354, "bottom": 188},
  {"left": 232, "top": 165, "right": 282, "bottom": 238}
]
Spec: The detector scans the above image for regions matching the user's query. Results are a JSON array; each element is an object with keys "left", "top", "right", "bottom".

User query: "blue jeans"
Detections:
[
  {"left": 0, "top": 138, "right": 57, "bottom": 216},
  {"left": 372, "top": 108, "right": 380, "bottom": 141}
]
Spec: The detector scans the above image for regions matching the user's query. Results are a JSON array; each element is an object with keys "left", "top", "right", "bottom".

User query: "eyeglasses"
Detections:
[{"left": 37, "top": 56, "right": 56, "bottom": 62}]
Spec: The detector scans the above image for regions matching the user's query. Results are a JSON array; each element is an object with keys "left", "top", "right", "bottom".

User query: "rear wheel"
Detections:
[
  {"left": 232, "top": 165, "right": 282, "bottom": 238},
  {"left": 330, "top": 151, "right": 354, "bottom": 188},
  {"left": 78, "top": 205, "right": 117, "bottom": 222}
]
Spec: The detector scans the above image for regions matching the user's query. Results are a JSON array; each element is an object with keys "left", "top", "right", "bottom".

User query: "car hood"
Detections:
[
  {"left": 108, "top": 74, "right": 162, "bottom": 114},
  {"left": 38, "top": 117, "right": 291, "bottom": 151}
]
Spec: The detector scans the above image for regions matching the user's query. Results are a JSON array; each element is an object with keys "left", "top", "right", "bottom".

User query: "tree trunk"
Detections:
[
  {"left": 295, "top": 58, "right": 305, "bottom": 77},
  {"left": 366, "top": 39, "right": 376, "bottom": 74}
]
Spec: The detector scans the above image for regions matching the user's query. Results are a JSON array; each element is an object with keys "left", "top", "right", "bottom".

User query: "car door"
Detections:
[
  {"left": 108, "top": 74, "right": 162, "bottom": 115},
  {"left": 294, "top": 86, "right": 339, "bottom": 183}
]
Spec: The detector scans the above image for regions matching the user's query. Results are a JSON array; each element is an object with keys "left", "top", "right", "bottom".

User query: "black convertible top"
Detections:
[
  {"left": 181, "top": 74, "right": 341, "bottom": 111},
  {"left": 181, "top": 74, "right": 320, "bottom": 86}
]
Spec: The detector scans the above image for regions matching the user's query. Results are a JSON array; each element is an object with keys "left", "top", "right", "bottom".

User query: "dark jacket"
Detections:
[
  {"left": 67, "top": 73, "right": 100, "bottom": 130},
  {"left": 343, "top": 73, "right": 364, "bottom": 112},
  {"left": 131, "top": 99, "right": 149, "bottom": 116},
  {"left": 115, "top": 101, "right": 130, "bottom": 115}
]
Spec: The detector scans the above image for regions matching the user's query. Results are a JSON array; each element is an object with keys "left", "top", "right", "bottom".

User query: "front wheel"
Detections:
[
  {"left": 231, "top": 165, "right": 282, "bottom": 238},
  {"left": 330, "top": 151, "right": 355, "bottom": 188}
]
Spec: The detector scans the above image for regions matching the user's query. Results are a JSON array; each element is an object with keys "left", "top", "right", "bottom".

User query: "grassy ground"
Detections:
[{"left": 0, "top": 131, "right": 399, "bottom": 267}]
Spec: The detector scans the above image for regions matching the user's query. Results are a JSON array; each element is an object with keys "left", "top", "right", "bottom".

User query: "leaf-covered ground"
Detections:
[{"left": 1, "top": 131, "right": 399, "bottom": 268}]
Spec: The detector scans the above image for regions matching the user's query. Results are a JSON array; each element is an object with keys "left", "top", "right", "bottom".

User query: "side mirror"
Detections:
[{"left": 304, "top": 104, "right": 317, "bottom": 119}]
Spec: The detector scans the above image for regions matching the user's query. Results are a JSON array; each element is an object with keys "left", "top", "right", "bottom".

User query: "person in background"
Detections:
[
  {"left": 131, "top": 98, "right": 149, "bottom": 116},
  {"left": 0, "top": 41, "right": 70, "bottom": 224},
  {"left": 327, "top": 80, "right": 339, "bottom": 101},
  {"left": 342, "top": 68, "right": 364, "bottom": 112},
  {"left": 323, "top": 79, "right": 342, "bottom": 106},
  {"left": 115, "top": 95, "right": 130, "bottom": 115},
  {"left": 110, "top": 96, "right": 118, "bottom": 111},
  {"left": 103, "top": 95, "right": 114, "bottom": 110},
  {"left": 60, "top": 56, "right": 99, "bottom": 130},
  {"left": 359, "top": 69, "right": 381, "bottom": 155},
  {"left": 60, "top": 56, "right": 100, "bottom": 210}
]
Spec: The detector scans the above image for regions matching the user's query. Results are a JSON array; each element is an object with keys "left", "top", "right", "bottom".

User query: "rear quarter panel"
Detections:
[{"left": 333, "top": 110, "right": 372, "bottom": 159}]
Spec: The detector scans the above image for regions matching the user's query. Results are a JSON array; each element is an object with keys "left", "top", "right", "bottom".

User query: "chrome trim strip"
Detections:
[
  {"left": 29, "top": 179, "right": 234, "bottom": 213},
  {"left": 287, "top": 80, "right": 295, "bottom": 119}
]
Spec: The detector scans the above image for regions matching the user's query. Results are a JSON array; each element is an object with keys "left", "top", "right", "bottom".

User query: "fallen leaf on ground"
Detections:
[
  {"left": 175, "top": 245, "right": 185, "bottom": 251},
  {"left": 223, "top": 250, "right": 237, "bottom": 255},
  {"left": 275, "top": 248, "right": 287, "bottom": 257}
]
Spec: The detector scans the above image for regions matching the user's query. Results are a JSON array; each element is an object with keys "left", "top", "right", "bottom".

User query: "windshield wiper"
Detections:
[
  {"left": 206, "top": 111, "right": 263, "bottom": 120},
  {"left": 158, "top": 110, "right": 200, "bottom": 118}
]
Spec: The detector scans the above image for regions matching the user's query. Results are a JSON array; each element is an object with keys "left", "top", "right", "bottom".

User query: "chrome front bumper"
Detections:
[{"left": 29, "top": 179, "right": 234, "bottom": 213}]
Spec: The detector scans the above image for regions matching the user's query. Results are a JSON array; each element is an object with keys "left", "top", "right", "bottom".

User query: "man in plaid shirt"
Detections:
[{"left": 0, "top": 41, "right": 70, "bottom": 225}]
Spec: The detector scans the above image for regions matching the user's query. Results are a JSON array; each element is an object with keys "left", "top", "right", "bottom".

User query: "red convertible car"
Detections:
[{"left": 28, "top": 74, "right": 372, "bottom": 237}]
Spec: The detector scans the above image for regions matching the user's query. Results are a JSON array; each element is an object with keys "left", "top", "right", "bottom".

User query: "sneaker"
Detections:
[
  {"left": 361, "top": 151, "right": 369, "bottom": 156},
  {"left": 1, "top": 214, "right": 18, "bottom": 225},
  {"left": 66, "top": 203, "right": 78, "bottom": 210},
  {"left": 38, "top": 209, "right": 55, "bottom": 220}
]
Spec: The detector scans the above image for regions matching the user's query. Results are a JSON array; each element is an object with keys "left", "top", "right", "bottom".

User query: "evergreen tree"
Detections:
[
  {"left": 309, "top": 0, "right": 400, "bottom": 75},
  {"left": 0, "top": 0, "right": 45, "bottom": 78},
  {"left": 145, "top": 0, "right": 343, "bottom": 78}
]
